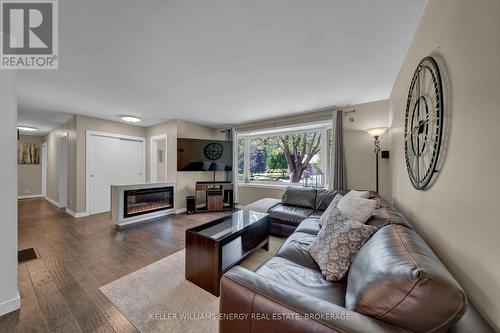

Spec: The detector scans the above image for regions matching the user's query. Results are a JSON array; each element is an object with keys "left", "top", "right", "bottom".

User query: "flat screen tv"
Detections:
[{"left": 177, "top": 138, "right": 233, "bottom": 171}]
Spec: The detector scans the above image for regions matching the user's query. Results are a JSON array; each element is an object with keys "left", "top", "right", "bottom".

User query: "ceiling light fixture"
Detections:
[
  {"left": 120, "top": 115, "right": 142, "bottom": 123},
  {"left": 17, "top": 125, "right": 39, "bottom": 132}
]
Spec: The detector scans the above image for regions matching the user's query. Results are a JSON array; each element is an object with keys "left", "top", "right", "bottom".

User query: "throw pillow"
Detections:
[
  {"left": 309, "top": 211, "right": 377, "bottom": 281},
  {"left": 337, "top": 195, "right": 377, "bottom": 223},
  {"left": 344, "top": 190, "right": 370, "bottom": 199},
  {"left": 318, "top": 194, "right": 343, "bottom": 227}
]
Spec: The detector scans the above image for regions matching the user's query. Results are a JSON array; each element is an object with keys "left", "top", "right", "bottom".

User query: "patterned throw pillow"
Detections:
[
  {"left": 318, "top": 194, "right": 343, "bottom": 227},
  {"left": 309, "top": 210, "right": 377, "bottom": 281}
]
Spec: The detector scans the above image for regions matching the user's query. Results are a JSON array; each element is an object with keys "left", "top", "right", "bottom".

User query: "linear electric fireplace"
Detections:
[{"left": 124, "top": 186, "right": 174, "bottom": 218}]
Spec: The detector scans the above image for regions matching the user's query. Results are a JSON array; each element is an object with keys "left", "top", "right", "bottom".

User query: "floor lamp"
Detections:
[{"left": 366, "top": 127, "right": 388, "bottom": 193}]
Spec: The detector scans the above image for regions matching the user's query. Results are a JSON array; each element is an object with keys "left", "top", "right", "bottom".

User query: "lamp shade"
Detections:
[{"left": 366, "top": 127, "right": 389, "bottom": 137}]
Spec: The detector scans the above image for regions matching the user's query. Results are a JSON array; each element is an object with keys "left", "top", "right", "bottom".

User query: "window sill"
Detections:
[{"left": 238, "top": 182, "right": 326, "bottom": 190}]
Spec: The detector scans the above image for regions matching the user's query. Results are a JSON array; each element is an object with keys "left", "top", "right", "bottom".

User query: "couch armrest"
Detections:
[{"left": 220, "top": 266, "right": 411, "bottom": 333}]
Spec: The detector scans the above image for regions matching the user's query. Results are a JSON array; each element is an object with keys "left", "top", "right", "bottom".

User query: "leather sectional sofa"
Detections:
[
  {"left": 267, "top": 187, "right": 343, "bottom": 237},
  {"left": 220, "top": 188, "right": 493, "bottom": 333}
]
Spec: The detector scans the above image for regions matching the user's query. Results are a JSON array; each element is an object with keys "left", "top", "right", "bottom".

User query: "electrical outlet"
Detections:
[{"left": 24, "top": 189, "right": 30, "bottom": 194}]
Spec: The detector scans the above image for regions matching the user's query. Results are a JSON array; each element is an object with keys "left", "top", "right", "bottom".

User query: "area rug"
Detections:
[{"left": 99, "top": 236, "right": 284, "bottom": 333}]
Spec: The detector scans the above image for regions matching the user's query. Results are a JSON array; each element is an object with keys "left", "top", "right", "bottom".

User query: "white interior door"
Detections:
[{"left": 88, "top": 134, "right": 144, "bottom": 215}]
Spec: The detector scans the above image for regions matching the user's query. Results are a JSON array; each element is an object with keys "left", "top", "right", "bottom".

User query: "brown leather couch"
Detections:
[
  {"left": 268, "top": 187, "right": 341, "bottom": 237},
  {"left": 220, "top": 192, "right": 494, "bottom": 333}
]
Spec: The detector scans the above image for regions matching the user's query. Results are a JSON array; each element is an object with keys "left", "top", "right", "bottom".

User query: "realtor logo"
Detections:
[{"left": 1, "top": 0, "right": 58, "bottom": 69}]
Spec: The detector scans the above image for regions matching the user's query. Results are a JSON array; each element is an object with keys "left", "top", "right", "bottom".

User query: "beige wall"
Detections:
[
  {"left": 44, "top": 116, "right": 77, "bottom": 210},
  {"left": 344, "top": 100, "right": 390, "bottom": 198},
  {"left": 146, "top": 120, "right": 178, "bottom": 183},
  {"left": 44, "top": 115, "right": 147, "bottom": 213},
  {"left": 146, "top": 120, "right": 226, "bottom": 211},
  {"left": 0, "top": 69, "right": 19, "bottom": 315},
  {"left": 156, "top": 140, "right": 167, "bottom": 181},
  {"left": 389, "top": 0, "right": 500, "bottom": 330},
  {"left": 237, "top": 100, "right": 391, "bottom": 205},
  {"left": 18, "top": 135, "right": 44, "bottom": 197},
  {"left": 237, "top": 185, "right": 284, "bottom": 206}
]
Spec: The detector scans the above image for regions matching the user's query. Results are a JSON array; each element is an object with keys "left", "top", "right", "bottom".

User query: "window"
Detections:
[{"left": 238, "top": 125, "right": 330, "bottom": 187}]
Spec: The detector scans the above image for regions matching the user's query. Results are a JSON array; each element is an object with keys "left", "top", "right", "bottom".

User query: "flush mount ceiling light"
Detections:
[
  {"left": 17, "top": 125, "right": 39, "bottom": 132},
  {"left": 120, "top": 115, "right": 142, "bottom": 123}
]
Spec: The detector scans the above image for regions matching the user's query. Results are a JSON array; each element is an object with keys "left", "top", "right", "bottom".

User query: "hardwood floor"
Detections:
[{"left": 0, "top": 198, "right": 231, "bottom": 333}]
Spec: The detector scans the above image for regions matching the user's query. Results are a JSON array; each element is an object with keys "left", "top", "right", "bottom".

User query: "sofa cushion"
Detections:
[
  {"left": 275, "top": 231, "right": 319, "bottom": 269},
  {"left": 315, "top": 189, "right": 341, "bottom": 211},
  {"left": 281, "top": 187, "right": 317, "bottom": 209},
  {"left": 244, "top": 198, "right": 281, "bottom": 213},
  {"left": 346, "top": 225, "right": 466, "bottom": 333},
  {"left": 295, "top": 218, "right": 321, "bottom": 235},
  {"left": 256, "top": 256, "right": 346, "bottom": 306},
  {"left": 308, "top": 211, "right": 323, "bottom": 219},
  {"left": 366, "top": 197, "right": 414, "bottom": 230},
  {"left": 268, "top": 204, "right": 314, "bottom": 226}
]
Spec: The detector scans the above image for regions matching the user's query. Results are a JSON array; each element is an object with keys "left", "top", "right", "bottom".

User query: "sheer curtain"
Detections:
[{"left": 329, "top": 110, "right": 347, "bottom": 190}]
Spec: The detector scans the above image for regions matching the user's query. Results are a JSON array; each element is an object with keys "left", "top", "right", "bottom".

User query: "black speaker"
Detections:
[
  {"left": 381, "top": 150, "right": 390, "bottom": 159},
  {"left": 186, "top": 195, "right": 196, "bottom": 214}
]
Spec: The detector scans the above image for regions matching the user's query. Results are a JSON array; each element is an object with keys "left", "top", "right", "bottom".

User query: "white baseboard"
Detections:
[
  {"left": 45, "top": 196, "right": 62, "bottom": 208},
  {"left": 18, "top": 194, "right": 44, "bottom": 199},
  {"left": 65, "top": 208, "right": 89, "bottom": 218},
  {"left": 175, "top": 208, "right": 186, "bottom": 214},
  {"left": 0, "top": 291, "right": 20, "bottom": 317}
]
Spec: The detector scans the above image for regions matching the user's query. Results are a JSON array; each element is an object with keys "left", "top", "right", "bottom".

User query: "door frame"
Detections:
[
  {"left": 149, "top": 134, "right": 168, "bottom": 182},
  {"left": 59, "top": 133, "right": 68, "bottom": 208},
  {"left": 41, "top": 142, "right": 47, "bottom": 197},
  {"left": 85, "top": 130, "right": 146, "bottom": 216}
]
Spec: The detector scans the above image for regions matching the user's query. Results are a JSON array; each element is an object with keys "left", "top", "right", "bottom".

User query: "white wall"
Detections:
[
  {"left": 389, "top": 0, "right": 500, "bottom": 330},
  {"left": 0, "top": 70, "right": 20, "bottom": 315}
]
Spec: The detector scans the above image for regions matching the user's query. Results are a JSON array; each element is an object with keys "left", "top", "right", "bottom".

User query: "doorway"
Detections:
[
  {"left": 150, "top": 134, "right": 168, "bottom": 182},
  {"left": 41, "top": 142, "right": 47, "bottom": 197},
  {"left": 86, "top": 131, "right": 145, "bottom": 215}
]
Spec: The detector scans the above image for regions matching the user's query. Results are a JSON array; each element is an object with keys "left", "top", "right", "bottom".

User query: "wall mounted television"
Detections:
[{"left": 177, "top": 138, "right": 233, "bottom": 172}]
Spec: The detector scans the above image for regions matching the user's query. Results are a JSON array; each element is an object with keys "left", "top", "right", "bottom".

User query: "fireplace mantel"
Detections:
[{"left": 111, "top": 182, "right": 176, "bottom": 229}]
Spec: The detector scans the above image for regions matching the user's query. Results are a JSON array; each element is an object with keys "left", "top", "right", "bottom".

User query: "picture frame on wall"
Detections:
[{"left": 17, "top": 143, "right": 40, "bottom": 165}]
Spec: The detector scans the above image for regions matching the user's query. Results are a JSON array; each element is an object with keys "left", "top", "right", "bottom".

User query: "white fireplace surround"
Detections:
[{"left": 111, "top": 181, "right": 176, "bottom": 229}]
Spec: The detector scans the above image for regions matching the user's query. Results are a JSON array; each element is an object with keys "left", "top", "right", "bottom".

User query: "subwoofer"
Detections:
[{"left": 186, "top": 195, "right": 196, "bottom": 214}]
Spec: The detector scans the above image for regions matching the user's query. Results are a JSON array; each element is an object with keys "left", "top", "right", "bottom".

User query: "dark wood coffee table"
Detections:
[{"left": 185, "top": 210, "right": 269, "bottom": 296}]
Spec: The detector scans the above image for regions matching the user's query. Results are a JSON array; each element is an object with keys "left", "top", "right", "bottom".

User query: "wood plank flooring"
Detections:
[{"left": 0, "top": 198, "right": 231, "bottom": 332}]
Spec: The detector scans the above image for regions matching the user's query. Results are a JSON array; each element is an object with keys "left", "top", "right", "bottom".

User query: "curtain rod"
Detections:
[
  {"left": 223, "top": 108, "right": 356, "bottom": 132},
  {"left": 342, "top": 109, "right": 356, "bottom": 115}
]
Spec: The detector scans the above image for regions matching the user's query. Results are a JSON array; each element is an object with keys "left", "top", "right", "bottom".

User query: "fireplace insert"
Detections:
[{"left": 123, "top": 186, "right": 174, "bottom": 218}]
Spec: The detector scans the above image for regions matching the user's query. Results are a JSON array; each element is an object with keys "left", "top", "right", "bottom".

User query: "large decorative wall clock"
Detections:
[
  {"left": 404, "top": 56, "right": 444, "bottom": 190},
  {"left": 204, "top": 142, "right": 224, "bottom": 160}
]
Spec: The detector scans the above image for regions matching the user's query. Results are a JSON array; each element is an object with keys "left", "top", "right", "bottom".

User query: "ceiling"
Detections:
[{"left": 17, "top": 0, "right": 427, "bottom": 131}]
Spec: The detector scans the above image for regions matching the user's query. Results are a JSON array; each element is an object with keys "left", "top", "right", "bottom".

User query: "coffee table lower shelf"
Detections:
[{"left": 185, "top": 211, "right": 269, "bottom": 296}]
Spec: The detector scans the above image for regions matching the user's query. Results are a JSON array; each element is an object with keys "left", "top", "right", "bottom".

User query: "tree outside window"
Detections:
[{"left": 239, "top": 129, "right": 326, "bottom": 187}]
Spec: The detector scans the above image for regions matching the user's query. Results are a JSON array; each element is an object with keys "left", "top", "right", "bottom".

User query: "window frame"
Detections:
[{"left": 237, "top": 124, "right": 331, "bottom": 188}]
